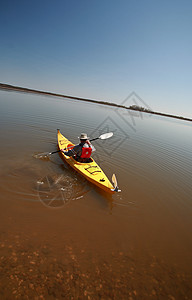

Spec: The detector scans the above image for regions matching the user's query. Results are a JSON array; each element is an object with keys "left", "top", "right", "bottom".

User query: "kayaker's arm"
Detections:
[
  {"left": 62, "top": 150, "right": 73, "bottom": 156},
  {"left": 86, "top": 140, "right": 96, "bottom": 152},
  {"left": 61, "top": 145, "right": 81, "bottom": 157},
  {"left": 90, "top": 143, "right": 96, "bottom": 152}
]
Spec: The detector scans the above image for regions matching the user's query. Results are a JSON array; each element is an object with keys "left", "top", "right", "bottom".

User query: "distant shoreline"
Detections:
[{"left": 1, "top": 83, "right": 192, "bottom": 123}]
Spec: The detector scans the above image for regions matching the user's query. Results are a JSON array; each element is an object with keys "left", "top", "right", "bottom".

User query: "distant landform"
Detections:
[{"left": 0, "top": 83, "right": 191, "bottom": 123}]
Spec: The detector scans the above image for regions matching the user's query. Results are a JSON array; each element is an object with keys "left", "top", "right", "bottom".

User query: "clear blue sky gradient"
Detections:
[{"left": 1, "top": 0, "right": 192, "bottom": 117}]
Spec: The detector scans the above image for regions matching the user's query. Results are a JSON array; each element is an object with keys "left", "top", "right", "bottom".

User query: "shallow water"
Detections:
[{"left": 0, "top": 90, "right": 192, "bottom": 299}]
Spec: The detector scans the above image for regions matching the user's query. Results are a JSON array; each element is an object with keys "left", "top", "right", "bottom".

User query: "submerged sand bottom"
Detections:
[
  {"left": 1, "top": 233, "right": 191, "bottom": 299},
  {"left": 0, "top": 195, "right": 191, "bottom": 300}
]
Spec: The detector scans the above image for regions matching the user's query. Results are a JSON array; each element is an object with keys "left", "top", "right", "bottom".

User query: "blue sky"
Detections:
[{"left": 1, "top": 0, "right": 192, "bottom": 118}]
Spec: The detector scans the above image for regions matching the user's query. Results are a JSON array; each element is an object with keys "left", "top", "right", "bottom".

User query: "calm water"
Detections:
[{"left": 0, "top": 90, "right": 192, "bottom": 299}]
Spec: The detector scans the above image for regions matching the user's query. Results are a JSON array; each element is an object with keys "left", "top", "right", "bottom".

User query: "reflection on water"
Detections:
[{"left": 0, "top": 90, "right": 192, "bottom": 298}]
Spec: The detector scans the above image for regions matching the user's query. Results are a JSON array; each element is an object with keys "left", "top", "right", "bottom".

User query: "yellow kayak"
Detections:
[{"left": 57, "top": 129, "right": 116, "bottom": 193}]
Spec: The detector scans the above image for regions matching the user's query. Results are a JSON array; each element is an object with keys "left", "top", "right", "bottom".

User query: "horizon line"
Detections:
[{"left": 0, "top": 83, "right": 191, "bottom": 123}]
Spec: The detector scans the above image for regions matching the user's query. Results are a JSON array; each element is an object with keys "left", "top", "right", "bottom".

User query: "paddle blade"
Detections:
[{"left": 99, "top": 132, "right": 113, "bottom": 140}]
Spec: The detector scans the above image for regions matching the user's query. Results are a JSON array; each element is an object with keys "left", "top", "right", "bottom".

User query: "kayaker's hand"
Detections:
[{"left": 86, "top": 140, "right": 91, "bottom": 145}]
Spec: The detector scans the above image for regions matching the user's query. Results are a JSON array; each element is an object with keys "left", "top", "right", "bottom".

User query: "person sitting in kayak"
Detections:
[{"left": 61, "top": 133, "right": 95, "bottom": 163}]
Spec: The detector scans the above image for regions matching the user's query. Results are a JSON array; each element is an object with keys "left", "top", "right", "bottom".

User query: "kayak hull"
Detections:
[{"left": 57, "top": 130, "right": 115, "bottom": 193}]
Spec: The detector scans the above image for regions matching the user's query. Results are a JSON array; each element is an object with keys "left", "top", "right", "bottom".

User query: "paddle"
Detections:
[{"left": 34, "top": 132, "right": 113, "bottom": 159}]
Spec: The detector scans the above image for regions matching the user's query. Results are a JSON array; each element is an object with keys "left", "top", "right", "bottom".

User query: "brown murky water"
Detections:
[{"left": 0, "top": 89, "right": 192, "bottom": 299}]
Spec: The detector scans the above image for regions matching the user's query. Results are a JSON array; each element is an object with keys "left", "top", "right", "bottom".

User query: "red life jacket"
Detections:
[{"left": 80, "top": 146, "right": 92, "bottom": 159}]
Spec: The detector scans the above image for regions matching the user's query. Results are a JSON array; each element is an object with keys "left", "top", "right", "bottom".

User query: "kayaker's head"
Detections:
[{"left": 79, "top": 133, "right": 89, "bottom": 143}]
